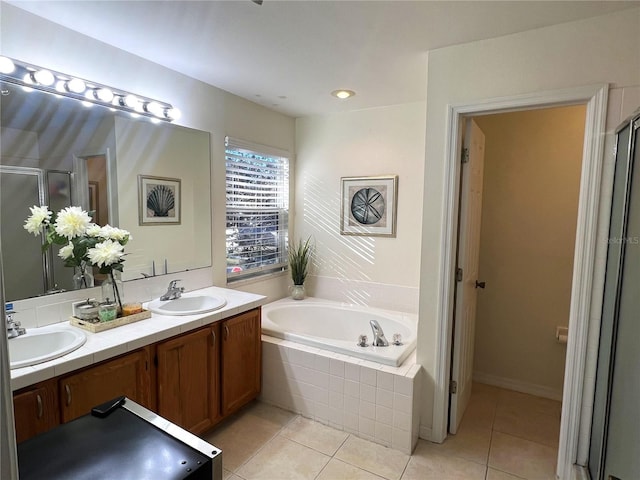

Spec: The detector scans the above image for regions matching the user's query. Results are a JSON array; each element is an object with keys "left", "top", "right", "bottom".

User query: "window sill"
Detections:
[{"left": 226, "top": 269, "right": 288, "bottom": 288}]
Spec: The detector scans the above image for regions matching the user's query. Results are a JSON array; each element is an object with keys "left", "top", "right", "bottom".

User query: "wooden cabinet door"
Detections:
[
  {"left": 13, "top": 379, "right": 59, "bottom": 443},
  {"left": 59, "top": 348, "right": 151, "bottom": 423},
  {"left": 156, "top": 324, "right": 220, "bottom": 434},
  {"left": 221, "top": 309, "right": 261, "bottom": 416}
]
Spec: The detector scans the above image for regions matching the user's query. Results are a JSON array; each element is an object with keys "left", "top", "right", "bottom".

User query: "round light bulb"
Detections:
[
  {"left": 145, "top": 101, "right": 164, "bottom": 117},
  {"left": 94, "top": 88, "right": 114, "bottom": 103},
  {"left": 165, "top": 107, "right": 181, "bottom": 121},
  {"left": 0, "top": 56, "right": 15, "bottom": 74},
  {"left": 33, "top": 69, "right": 55, "bottom": 86},
  {"left": 66, "top": 78, "right": 86, "bottom": 94},
  {"left": 124, "top": 94, "right": 139, "bottom": 109}
]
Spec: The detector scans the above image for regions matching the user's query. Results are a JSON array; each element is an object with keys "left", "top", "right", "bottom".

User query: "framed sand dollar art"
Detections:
[{"left": 341, "top": 175, "right": 398, "bottom": 237}]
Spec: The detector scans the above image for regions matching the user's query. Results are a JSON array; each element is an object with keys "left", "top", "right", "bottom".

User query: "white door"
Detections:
[{"left": 449, "top": 118, "right": 486, "bottom": 434}]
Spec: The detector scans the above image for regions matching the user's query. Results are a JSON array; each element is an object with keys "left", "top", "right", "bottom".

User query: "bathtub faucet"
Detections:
[{"left": 369, "top": 319, "right": 389, "bottom": 347}]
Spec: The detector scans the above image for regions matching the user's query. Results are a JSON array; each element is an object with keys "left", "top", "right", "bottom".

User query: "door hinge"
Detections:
[
  {"left": 450, "top": 381, "right": 458, "bottom": 394},
  {"left": 461, "top": 148, "right": 469, "bottom": 164},
  {"left": 456, "top": 268, "right": 463, "bottom": 282}
]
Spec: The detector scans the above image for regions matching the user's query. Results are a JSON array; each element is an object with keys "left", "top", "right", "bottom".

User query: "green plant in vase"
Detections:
[{"left": 288, "top": 236, "right": 313, "bottom": 300}]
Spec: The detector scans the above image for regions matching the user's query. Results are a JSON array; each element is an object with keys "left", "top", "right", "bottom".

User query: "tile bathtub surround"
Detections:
[
  {"left": 203, "top": 389, "right": 562, "bottom": 480},
  {"left": 305, "top": 275, "right": 419, "bottom": 314},
  {"left": 260, "top": 335, "right": 421, "bottom": 454}
]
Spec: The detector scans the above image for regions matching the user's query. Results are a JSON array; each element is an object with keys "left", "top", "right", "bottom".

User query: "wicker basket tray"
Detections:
[{"left": 70, "top": 309, "right": 152, "bottom": 333}]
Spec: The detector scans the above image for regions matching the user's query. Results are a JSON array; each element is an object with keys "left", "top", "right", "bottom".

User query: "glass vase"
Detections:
[
  {"left": 291, "top": 284, "right": 305, "bottom": 300},
  {"left": 72, "top": 262, "right": 94, "bottom": 289},
  {"left": 101, "top": 272, "right": 124, "bottom": 315}
]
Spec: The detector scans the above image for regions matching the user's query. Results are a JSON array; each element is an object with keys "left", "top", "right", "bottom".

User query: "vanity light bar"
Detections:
[{"left": 0, "top": 56, "right": 181, "bottom": 122}]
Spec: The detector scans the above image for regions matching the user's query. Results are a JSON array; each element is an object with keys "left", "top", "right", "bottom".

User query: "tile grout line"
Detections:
[
  {"left": 486, "top": 390, "right": 501, "bottom": 478},
  {"left": 229, "top": 411, "right": 303, "bottom": 476}
]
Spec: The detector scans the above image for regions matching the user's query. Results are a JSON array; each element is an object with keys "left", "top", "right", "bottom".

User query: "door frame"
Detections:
[{"left": 432, "top": 84, "right": 608, "bottom": 479}]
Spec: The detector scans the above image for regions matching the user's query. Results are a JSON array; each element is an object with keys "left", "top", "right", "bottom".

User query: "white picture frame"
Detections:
[
  {"left": 340, "top": 175, "right": 398, "bottom": 237},
  {"left": 138, "top": 175, "right": 181, "bottom": 225}
]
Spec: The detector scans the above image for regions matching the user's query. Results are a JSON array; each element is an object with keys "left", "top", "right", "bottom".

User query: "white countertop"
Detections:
[{"left": 10, "top": 286, "right": 267, "bottom": 391}]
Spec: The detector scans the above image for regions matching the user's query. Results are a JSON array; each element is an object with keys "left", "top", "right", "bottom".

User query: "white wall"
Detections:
[
  {"left": 0, "top": 3, "right": 296, "bottom": 304},
  {"left": 295, "top": 103, "right": 426, "bottom": 313},
  {"left": 418, "top": 8, "right": 640, "bottom": 436}
]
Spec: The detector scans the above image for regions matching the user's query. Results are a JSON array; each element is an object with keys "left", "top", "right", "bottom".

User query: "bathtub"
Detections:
[{"left": 261, "top": 298, "right": 416, "bottom": 367}]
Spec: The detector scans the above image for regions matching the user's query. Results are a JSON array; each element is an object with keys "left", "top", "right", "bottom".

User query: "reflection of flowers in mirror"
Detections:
[
  {"left": 24, "top": 205, "right": 132, "bottom": 311},
  {"left": 23, "top": 205, "right": 132, "bottom": 273}
]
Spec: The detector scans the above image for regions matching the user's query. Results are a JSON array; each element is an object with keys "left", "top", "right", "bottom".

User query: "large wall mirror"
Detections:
[{"left": 0, "top": 80, "right": 212, "bottom": 302}]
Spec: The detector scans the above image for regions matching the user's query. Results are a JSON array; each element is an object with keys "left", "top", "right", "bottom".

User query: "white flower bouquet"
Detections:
[{"left": 24, "top": 205, "right": 132, "bottom": 310}]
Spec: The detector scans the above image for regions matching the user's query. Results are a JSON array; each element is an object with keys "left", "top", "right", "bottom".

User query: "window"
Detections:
[{"left": 225, "top": 137, "right": 289, "bottom": 281}]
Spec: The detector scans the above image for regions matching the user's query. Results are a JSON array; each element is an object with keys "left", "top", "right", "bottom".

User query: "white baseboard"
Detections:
[{"left": 473, "top": 371, "right": 563, "bottom": 402}]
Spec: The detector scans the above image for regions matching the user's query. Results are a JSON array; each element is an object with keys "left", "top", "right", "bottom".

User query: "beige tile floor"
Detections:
[{"left": 202, "top": 383, "right": 561, "bottom": 480}]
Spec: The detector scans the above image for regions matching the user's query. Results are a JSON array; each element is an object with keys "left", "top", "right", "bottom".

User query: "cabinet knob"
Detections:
[{"left": 224, "top": 325, "right": 229, "bottom": 340}]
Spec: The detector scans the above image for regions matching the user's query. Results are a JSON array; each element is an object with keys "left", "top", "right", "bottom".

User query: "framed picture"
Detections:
[
  {"left": 138, "top": 175, "right": 181, "bottom": 225},
  {"left": 341, "top": 175, "right": 398, "bottom": 237}
]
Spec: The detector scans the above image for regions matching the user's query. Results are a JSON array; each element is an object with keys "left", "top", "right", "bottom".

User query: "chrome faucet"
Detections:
[
  {"left": 369, "top": 319, "right": 389, "bottom": 347},
  {"left": 160, "top": 280, "right": 184, "bottom": 301},
  {"left": 6, "top": 311, "right": 26, "bottom": 339}
]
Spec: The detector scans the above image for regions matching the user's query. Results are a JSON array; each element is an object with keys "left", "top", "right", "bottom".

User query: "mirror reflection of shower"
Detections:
[
  {"left": 0, "top": 156, "right": 110, "bottom": 299},
  {"left": 0, "top": 166, "right": 73, "bottom": 299}
]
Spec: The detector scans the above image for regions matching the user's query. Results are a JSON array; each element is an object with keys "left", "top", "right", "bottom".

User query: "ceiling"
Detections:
[{"left": 7, "top": 0, "right": 637, "bottom": 118}]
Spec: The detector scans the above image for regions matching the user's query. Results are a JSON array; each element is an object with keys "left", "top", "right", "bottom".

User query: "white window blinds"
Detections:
[{"left": 225, "top": 136, "right": 289, "bottom": 281}]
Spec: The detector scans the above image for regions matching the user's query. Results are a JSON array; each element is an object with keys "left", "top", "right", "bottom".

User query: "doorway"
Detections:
[
  {"left": 432, "top": 84, "right": 609, "bottom": 479},
  {"left": 448, "top": 106, "right": 587, "bottom": 477}
]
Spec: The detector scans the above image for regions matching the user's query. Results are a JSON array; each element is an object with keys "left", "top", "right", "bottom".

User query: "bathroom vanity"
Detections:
[{"left": 10, "top": 287, "right": 264, "bottom": 443}]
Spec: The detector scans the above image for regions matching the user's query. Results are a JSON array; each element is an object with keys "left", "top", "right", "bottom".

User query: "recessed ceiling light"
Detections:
[{"left": 331, "top": 89, "right": 355, "bottom": 100}]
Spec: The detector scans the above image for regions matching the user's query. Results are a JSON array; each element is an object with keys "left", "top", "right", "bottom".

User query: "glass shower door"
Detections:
[
  {"left": 0, "top": 167, "right": 47, "bottom": 300},
  {"left": 0, "top": 167, "right": 73, "bottom": 299},
  {"left": 589, "top": 112, "right": 640, "bottom": 479}
]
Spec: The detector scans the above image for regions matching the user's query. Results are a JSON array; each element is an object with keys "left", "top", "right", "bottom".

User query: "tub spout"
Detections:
[{"left": 369, "top": 319, "right": 389, "bottom": 347}]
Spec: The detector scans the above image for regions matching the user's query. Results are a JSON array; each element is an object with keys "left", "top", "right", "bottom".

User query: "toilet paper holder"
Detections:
[{"left": 556, "top": 326, "right": 568, "bottom": 344}]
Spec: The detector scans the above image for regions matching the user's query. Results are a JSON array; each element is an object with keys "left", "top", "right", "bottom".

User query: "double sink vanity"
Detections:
[{"left": 9, "top": 286, "right": 266, "bottom": 443}]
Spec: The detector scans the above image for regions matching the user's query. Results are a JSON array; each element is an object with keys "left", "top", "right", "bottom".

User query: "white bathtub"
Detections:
[{"left": 261, "top": 298, "right": 416, "bottom": 367}]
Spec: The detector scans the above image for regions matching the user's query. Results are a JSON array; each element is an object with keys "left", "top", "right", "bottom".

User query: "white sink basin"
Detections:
[
  {"left": 9, "top": 328, "right": 87, "bottom": 370},
  {"left": 147, "top": 295, "right": 227, "bottom": 316}
]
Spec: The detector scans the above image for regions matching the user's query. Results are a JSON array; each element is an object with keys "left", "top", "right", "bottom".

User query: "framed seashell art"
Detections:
[{"left": 138, "top": 175, "right": 181, "bottom": 225}]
